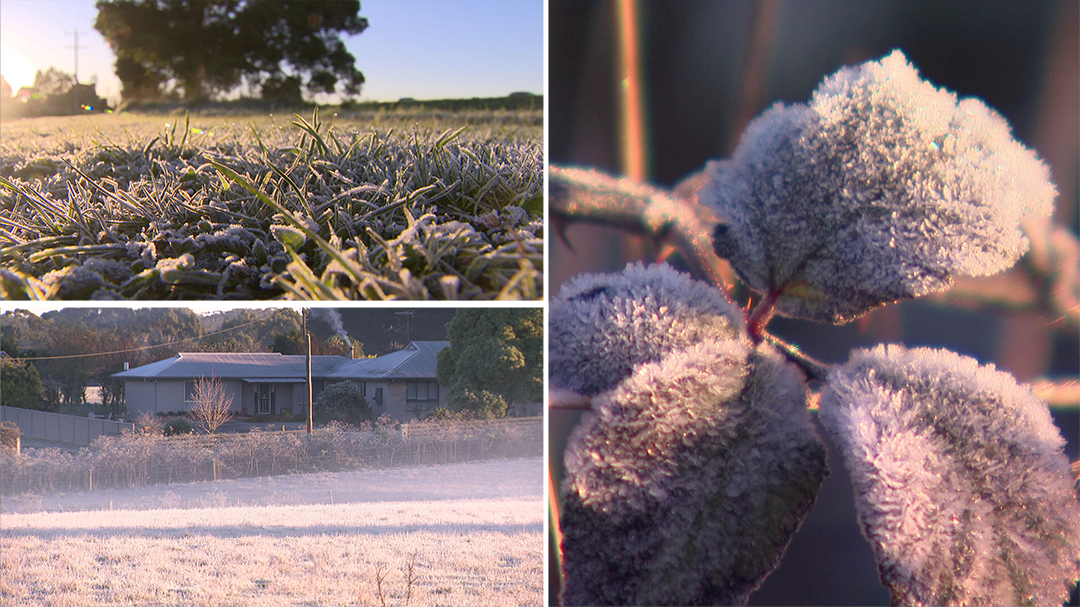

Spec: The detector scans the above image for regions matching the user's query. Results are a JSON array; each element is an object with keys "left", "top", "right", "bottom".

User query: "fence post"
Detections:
[{"left": 88, "top": 467, "right": 93, "bottom": 492}]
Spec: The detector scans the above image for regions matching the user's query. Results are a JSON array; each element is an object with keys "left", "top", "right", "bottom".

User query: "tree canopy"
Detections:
[
  {"left": 94, "top": 0, "right": 369, "bottom": 102},
  {"left": 436, "top": 309, "right": 543, "bottom": 418}
]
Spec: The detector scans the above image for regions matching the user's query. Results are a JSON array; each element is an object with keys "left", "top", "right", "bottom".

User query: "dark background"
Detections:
[{"left": 548, "top": 1, "right": 1079, "bottom": 605}]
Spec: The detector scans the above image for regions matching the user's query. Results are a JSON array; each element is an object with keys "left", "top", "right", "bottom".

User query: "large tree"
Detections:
[
  {"left": 436, "top": 309, "right": 543, "bottom": 418},
  {"left": 94, "top": 0, "right": 369, "bottom": 102}
]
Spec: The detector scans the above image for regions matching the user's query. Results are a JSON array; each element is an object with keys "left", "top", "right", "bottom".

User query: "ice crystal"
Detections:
[
  {"left": 702, "top": 50, "right": 1056, "bottom": 323},
  {"left": 819, "top": 344, "right": 1080, "bottom": 606},
  {"left": 549, "top": 262, "right": 746, "bottom": 396}
]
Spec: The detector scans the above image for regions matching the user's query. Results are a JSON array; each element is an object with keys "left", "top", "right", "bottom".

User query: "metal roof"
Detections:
[
  {"left": 113, "top": 352, "right": 352, "bottom": 380},
  {"left": 113, "top": 342, "right": 449, "bottom": 382},
  {"left": 329, "top": 341, "right": 449, "bottom": 380}
]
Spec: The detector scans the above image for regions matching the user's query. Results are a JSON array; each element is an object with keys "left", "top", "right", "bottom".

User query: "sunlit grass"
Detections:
[{"left": 0, "top": 108, "right": 543, "bottom": 300}]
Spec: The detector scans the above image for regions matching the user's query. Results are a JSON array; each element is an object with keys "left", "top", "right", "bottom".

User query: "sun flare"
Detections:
[{"left": 0, "top": 42, "right": 36, "bottom": 92}]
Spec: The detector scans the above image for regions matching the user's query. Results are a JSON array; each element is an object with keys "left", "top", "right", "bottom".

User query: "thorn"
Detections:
[
  {"left": 553, "top": 214, "right": 576, "bottom": 252},
  {"left": 655, "top": 242, "right": 677, "bottom": 263}
]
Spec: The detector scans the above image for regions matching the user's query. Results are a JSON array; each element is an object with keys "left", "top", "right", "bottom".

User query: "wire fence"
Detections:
[{"left": 0, "top": 416, "right": 542, "bottom": 496}]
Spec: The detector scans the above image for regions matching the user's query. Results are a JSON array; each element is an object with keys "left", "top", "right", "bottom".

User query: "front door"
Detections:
[{"left": 257, "top": 384, "right": 274, "bottom": 415}]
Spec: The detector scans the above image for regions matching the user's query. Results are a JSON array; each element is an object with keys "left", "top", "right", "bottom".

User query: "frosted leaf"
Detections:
[
  {"left": 702, "top": 50, "right": 1056, "bottom": 323},
  {"left": 560, "top": 341, "right": 827, "bottom": 606},
  {"left": 819, "top": 344, "right": 1080, "bottom": 606},
  {"left": 550, "top": 262, "right": 746, "bottom": 396}
]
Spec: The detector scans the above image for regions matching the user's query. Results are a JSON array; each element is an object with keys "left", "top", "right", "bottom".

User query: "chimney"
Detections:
[{"left": 123, "top": 362, "right": 129, "bottom": 371}]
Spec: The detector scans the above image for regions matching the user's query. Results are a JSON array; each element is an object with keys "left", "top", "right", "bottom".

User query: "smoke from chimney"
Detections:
[{"left": 308, "top": 308, "right": 351, "bottom": 346}]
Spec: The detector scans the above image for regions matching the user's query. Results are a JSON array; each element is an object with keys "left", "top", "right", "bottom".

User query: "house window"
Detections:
[
  {"left": 406, "top": 381, "right": 439, "bottom": 410},
  {"left": 184, "top": 381, "right": 196, "bottom": 408}
]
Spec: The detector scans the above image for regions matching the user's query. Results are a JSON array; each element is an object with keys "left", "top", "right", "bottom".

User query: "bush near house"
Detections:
[
  {"left": 314, "top": 381, "right": 373, "bottom": 425},
  {"left": 162, "top": 417, "right": 193, "bottom": 436}
]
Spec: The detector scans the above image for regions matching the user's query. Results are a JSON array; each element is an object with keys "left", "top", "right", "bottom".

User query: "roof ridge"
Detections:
[{"left": 383, "top": 346, "right": 420, "bottom": 376}]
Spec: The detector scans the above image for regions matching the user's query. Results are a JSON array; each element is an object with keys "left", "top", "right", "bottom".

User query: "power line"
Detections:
[{"left": 9, "top": 315, "right": 277, "bottom": 362}]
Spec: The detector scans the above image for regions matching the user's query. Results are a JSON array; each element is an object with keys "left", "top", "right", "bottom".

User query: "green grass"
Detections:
[{"left": 0, "top": 108, "right": 543, "bottom": 300}]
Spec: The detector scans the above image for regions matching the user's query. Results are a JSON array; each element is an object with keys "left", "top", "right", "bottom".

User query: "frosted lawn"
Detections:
[
  {"left": 0, "top": 110, "right": 543, "bottom": 300},
  {"left": 1, "top": 457, "right": 543, "bottom": 607}
]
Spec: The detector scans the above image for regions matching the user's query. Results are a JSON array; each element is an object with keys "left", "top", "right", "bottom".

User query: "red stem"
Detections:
[{"left": 747, "top": 289, "right": 781, "bottom": 343}]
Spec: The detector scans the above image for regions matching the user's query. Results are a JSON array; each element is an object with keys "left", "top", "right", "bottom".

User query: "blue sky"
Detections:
[{"left": 0, "top": 0, "right": 543, "bottom": 104}]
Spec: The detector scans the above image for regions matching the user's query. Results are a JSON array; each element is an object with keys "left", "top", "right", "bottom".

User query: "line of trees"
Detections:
[
  {"left": 0, "top": 308, "right": 342, "bottom": 415},
  {"left": 1, "top": 307, "right": 544, "bottom": 422}
]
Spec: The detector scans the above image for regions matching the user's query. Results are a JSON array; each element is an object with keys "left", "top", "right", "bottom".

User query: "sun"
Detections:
[{"left": 0, "top": 42, "right": 37, "bottom": 92}]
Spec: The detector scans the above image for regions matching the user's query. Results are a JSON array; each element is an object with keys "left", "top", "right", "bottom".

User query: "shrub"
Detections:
[
  {"left": 162, "top": 417, "right": 193, "bottom": 436},
  {"left": 136, "top": 412, "right": 163, "bottom": 436},
  {"left": 1, "top": 421, "right": 20, "bottom": 452},
  {"left": 314, "top": 381, "right": 372, "bottom": 425},
  {"left": 447, "top": 388, "right": 507, "bottom": 419}
]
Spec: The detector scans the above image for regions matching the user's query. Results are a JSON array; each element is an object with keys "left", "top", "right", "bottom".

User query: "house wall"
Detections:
[
  {"left": 364, "top": 380, "right": 446, "bottom": 422},
  {"left": 365, "top": 381, "right": 393, "bottom": 420},
  {"left": 124, "top": 379, "right": 241, "bottom": 417},
  {"left": 124, "top": 381, "right": 157, "bottom": 418},
  {"left": 155, "top": 380, "right": 185, "bottom": 414},
  {"left": 125, "top": 376, "right": 444, "bottom": 421}
]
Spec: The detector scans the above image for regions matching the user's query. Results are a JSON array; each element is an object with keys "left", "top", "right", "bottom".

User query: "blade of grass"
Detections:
[
  {"left": 28, "top": 244, "right": 129, "bottom": 263},
  {"left": 179, "top": 110, "right": 191, "bottom": 151},
  {"left": 434, "top": 125, "right": 469, "bottom": 150},
  {"left": 292, "top": 110, "right": 329, "bottom": 156}
]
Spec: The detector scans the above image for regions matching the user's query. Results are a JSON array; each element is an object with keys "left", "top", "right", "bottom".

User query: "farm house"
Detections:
[{"left": 113, "top": 342, "right": 449, "bottom": 421}]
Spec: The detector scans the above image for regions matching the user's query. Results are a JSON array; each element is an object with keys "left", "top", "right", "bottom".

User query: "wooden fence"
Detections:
[{"left": 1, "top": 406, "right": 134, "bottom": 447}]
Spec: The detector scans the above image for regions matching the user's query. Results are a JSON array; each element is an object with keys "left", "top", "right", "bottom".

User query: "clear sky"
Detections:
[{"left": 0, "top": 0, "right": 543, "bottom": 105}]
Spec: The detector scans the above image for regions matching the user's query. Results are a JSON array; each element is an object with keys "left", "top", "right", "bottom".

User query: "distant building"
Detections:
[{"left": 113, "top": 341, "right": 449, "bottom": 421}]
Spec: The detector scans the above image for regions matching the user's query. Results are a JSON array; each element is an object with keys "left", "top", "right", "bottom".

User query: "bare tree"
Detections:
[{"left": 189, "top": 375, "right": 234, "bottom": 434}]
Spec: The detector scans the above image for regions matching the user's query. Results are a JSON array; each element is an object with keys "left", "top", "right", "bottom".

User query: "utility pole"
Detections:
[
  {"left": 65, "top": 30, "right": 89, "bottom": 84},
  {"left": 395, "top": 310, "right": 415, "bottom": 344},
  {"left": 304, "top": 309, "right": 313, "bottom": 434}
]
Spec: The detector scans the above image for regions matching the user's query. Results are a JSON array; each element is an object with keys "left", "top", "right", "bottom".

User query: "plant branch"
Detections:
[
  {"left": 747, "top": 289, "right": 781, "bottom": 342},
  {"left": 548, "top": 387, "right": 592, "bottom": 411},
  {"left": 876, "top": 217, "right": 1078, "bottom": 329},
  {"left": 551, "top": 166, "right": 731, "bottom": 289},
  {"left": 764, "top": 333, "right": 832, "bottom": 383},
  {"left": 1030, "top": 378, "right": 1080, "bottom": 409}
]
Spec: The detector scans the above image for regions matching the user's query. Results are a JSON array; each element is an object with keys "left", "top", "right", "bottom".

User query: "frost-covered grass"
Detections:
[
  {"left": 0, "top": 109, "right": 542, "bottom": 300},
  {"left": 1, "top": 417, "right": 543, "bottom": 496},
  {"left": 0, "top": 458, "right": 543, "bottom": 606}
]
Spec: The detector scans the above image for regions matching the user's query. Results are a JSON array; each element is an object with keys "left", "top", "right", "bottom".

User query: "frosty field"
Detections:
[
  {"left": 0, "top": 108, "right": 543, "bottom": 300},
  {"left": 0, "top": 457, "right": 544, "bottom": 606}
]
